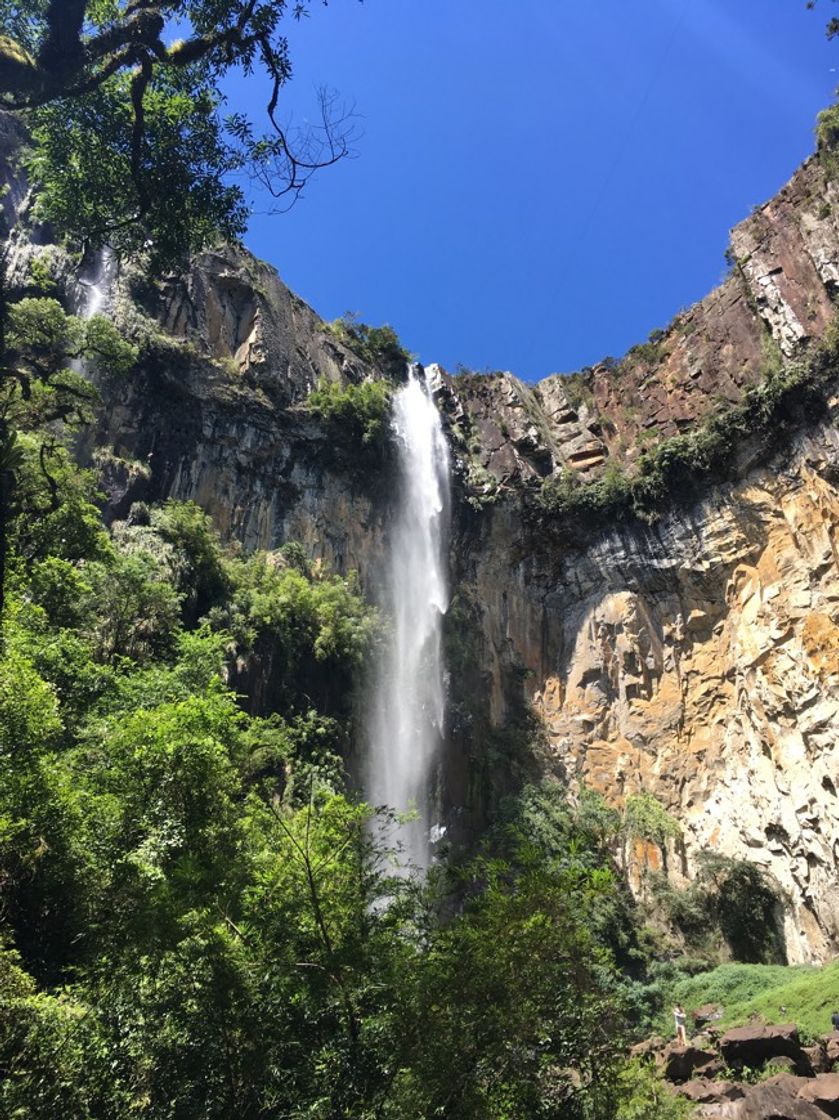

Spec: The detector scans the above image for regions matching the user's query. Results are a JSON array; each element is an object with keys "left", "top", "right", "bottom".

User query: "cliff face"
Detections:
[
  {"left": 441, "top": 155, "right": 839, "bottom": 963},
  {"left": 454, "top": 414, "right": 839, "bottom": 962},
  {"left": 9, "top": 133, "right": 839, "bottom": 961}
]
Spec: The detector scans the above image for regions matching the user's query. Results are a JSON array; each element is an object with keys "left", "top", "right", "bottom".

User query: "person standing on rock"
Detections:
[
  {"left": 674, "top": 1003, "right": 687, "bottom": 1046},
  {"left": 832, "top": 1010, "right": 839, "bottom": 1032}
]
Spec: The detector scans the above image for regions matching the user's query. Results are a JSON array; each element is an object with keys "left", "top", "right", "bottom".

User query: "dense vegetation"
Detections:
[
  {"left": 0, "top": 300, "right": 790, "bottom": 1119},
  {"left": 0, "top": 294, "right": 670, "bottom": 1120},
  {"left": 306, "top": 375, "right": 394, "bottom": 448},
  {"left": 324, "top": 314, "right": 412, "bottom": 380},
  {"left": 0, "top": 0, "right": 355, "bottom": 265}
]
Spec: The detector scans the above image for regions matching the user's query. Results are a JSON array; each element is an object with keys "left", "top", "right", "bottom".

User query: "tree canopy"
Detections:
[{"left": 0, "top": 1, "right": 358, "bottom": 263}]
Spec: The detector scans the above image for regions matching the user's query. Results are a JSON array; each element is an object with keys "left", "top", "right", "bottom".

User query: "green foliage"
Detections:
[
  {"left": 625, "top": 329, "right": 667, "bottom": 370},
  {"left": 701, "top": 853, "right": 786, "bottom": 964},
  {"left": 325, "top": 313, "right": 411, "bottom": 376},
  {"left": 0, "top": 644, "right": 61, "bottom": 754},
  {"left": 664, "top": 961, "right": 839, "bottom": 1039},
  {"left": 83, "top": 314, "right": 139, "bottom": 378},
  {"left": 27, "top": 71, "right": 248, "bottom": 267},
  {"left": 615, "top": 1060, "right": 694, "bottom": 1120},
  {"left": 538, "top": 326, "right": 839, "bottom": 529},
  {"left": 624, "top": 792, "right": 681, "bottom": 849},
  {"left": 3, "top": 2, "right": 353, "bottom": 266},
  {"left": 394, "top": 843, "right": 626, "bottom": 1119},
  {"left": 651, "top": 854, "right": 785, "bottom": 965},
  {"left": 6, "top": 296, "right": 136, "bottom": 385},
  {"left": 84, "top": 550, "right": 184, "bottom": 665},
  {"left": 464, "top": 461, "right": 501, "bottom": 508},
  {"left": 0, "top": 473, "right": 650, "bottom": 1118},
  {"left": 7, "top": 295, "right": 77, "bottom": 354},
  {"left": 306, "top": 375, "right": 393, "bottom": 447},
  {"left": 670, "top": 962, "right": 799, "bottom": 1020},
  {"left": 817, "top": 98, "right": 839, "bottom": 179},
  {"left": 9, "top": 433, "right": 109, "bottom": 563},
  {"left": 150, "top": 500, "right": 230, "bottom": 623},
  {"left": 563, "top": 370, "right": 595, "bottom": 411},
  {"left": 25, "top": 252, "right": 57, "bottom": 294},
  {"left": 218, "top": 551, "right": 377, "bottom": 666}
]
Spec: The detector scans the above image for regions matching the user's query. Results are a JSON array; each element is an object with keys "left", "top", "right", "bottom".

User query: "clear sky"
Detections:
[{"left": 224, "top": 1, "right": 838, "bottom": 382}]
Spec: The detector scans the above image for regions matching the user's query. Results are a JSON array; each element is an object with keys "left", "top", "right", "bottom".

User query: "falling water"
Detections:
[
  {"left": 73, "top": 247, "right": 117, "bottom": 321},
  {"left": 69, "top": 248, "right": 118, "bottom": 378},
  {"left": 367, "top": 366, "right": 451, "bottom": 871}
]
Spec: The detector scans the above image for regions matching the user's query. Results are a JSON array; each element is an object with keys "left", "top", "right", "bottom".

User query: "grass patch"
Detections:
[{"left": 664, "top": 962, "right": 839, "bottom": 1039}]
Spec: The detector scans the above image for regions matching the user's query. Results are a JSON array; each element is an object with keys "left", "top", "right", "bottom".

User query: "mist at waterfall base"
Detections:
[{"left": 366, "top": 367, "right": 451, "bottom": 872}]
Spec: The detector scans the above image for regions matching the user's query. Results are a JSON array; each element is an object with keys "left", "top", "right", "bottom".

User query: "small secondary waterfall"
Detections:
[
  {"left": 70, "top": 248, "right": 118, "bottom": 377},
  {"left": 367, "top": 366, "right": 451, "bottom": 871},
  {"left": 73, "top": 247, "right": 117, "bottom": 321}
]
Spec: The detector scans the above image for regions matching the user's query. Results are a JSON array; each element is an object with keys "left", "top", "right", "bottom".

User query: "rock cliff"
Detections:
[
  {"left": 440, "top": 154, "right": 839, "bottom": 963},
  {"left": 7, "top": 125, "right": 839, "bottom": 961}
]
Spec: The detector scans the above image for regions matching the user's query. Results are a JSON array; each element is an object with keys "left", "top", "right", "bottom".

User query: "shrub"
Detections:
[
  {"left": 624, "top": 792, "right": 681, "bottom": 850},
  {"left": 324, "top": 313, "right": 411, "bottom": 376},
  {"left": 651, "top": 854, "right": 786, "bottom": 965},
  {"left": 536, "top": 320, "right": 839, "bottom": 531},
  {"left": 306, "top": 376, "right": 392, "bottom": 447},
  {"left": 817, "top": 99, "right": 839, "bottom": 178},
  {"left": 615, "top": 1059, "right": 694, "bottom": 1120}
]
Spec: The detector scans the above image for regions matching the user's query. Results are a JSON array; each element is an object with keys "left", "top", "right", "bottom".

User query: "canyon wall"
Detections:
[
  {"left": 440, "top": 154, "right": 839, "bottom": 963},
  {"left": 9, "top": 132, "right": 839, "bottom": 961}
]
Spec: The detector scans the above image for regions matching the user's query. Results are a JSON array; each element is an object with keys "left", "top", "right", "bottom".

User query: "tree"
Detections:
[
  {"left": 0, "top": 1, "right": 359, "bottom": 262},
  {"left": 0, "top": 297, "right": 135, "bottom": 625},
  {"left": 809, "top": 1, "right": 839, "bottom": 40}
]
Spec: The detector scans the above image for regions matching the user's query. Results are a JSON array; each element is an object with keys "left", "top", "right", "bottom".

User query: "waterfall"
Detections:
[
  {"left": 69, "top": 248, "right": 118, "bottom": 378},
  {"left": 73, "top": 247, "right": 117, "bottom": 321},
  {"left": 367, "top": 366, "right": 451, "bottom": 871}
]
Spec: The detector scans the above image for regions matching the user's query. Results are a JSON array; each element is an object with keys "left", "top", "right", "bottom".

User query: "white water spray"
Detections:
[
  {"left": 74, "top": 247, "right": 117, "bottom": 321},
  {"left": 367, "top": 366, "right": 451, "bottom": 871}
]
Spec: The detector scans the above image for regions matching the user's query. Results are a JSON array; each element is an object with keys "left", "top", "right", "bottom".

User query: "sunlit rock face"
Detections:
[
  {"left": 441, "top": 155, "right": 839, "bottom": 963},
  {"left": 9, "top": 109, "right": 839, "bottom": 957},
  {"left": 455, "top": 413, "right": 839, "bottom": 962}
]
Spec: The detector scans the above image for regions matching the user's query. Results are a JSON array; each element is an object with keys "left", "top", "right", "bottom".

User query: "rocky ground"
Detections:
[{"left": 640, "top": 1016, "right": 839, "bottom": 1118}]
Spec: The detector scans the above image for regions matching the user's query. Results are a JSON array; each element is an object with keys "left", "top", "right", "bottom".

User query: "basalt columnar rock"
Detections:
[{"left": 6, "top": 119, "right": 839, "bottom": 959}]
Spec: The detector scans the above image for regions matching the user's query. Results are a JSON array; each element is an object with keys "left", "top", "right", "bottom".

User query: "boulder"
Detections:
[
  {"left": 676, "top": 1079, "right": 745, "bottom": 1104},
  {"left": 768, "top": 1057, "right": 801, "bottom": 1075},
  {"left": 736, "top": 1082, "right": 826, "bottom": 1120},
  {"left": 803, "top": 1044, "right": 829, "bottom": 1076},
  {"left": 695, "top": 1058, "right": 727, "bottom": 1080},
  {"left": 693, "top": 1029, "right": 721, "bottom": 1050},
  {"left": 629, "top": 1034, "right": 666, "bottom": 1060},
  {"left": 694, "top": 1003, "right": 724, "bottom": 1029},
  {"left": 720, "top": 1023, "right": 802, "bottom": 1069},
  {"left": 661, "top": 1042, "right": 721, "bottom": 1083},
  {"left": 797, "top": 1073, "right": 839, "bottom": 1117},
  {"left": 823, "top": 1033, "right": 839, "bottom": 1069},
  {"left": 695, "top": 1105, "right": 740, "bottom": 1120},
  {"left": 767, "top": 1054, "right": 816, "bottom": 1078},
  {"left": 763, "top": 1074, "right": 811, "bottom": 1094}
]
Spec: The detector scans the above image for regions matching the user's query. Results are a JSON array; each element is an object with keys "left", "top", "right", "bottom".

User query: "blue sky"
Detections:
[{"left": 225, "top": 1, "right": 837, "bottom": 382}]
